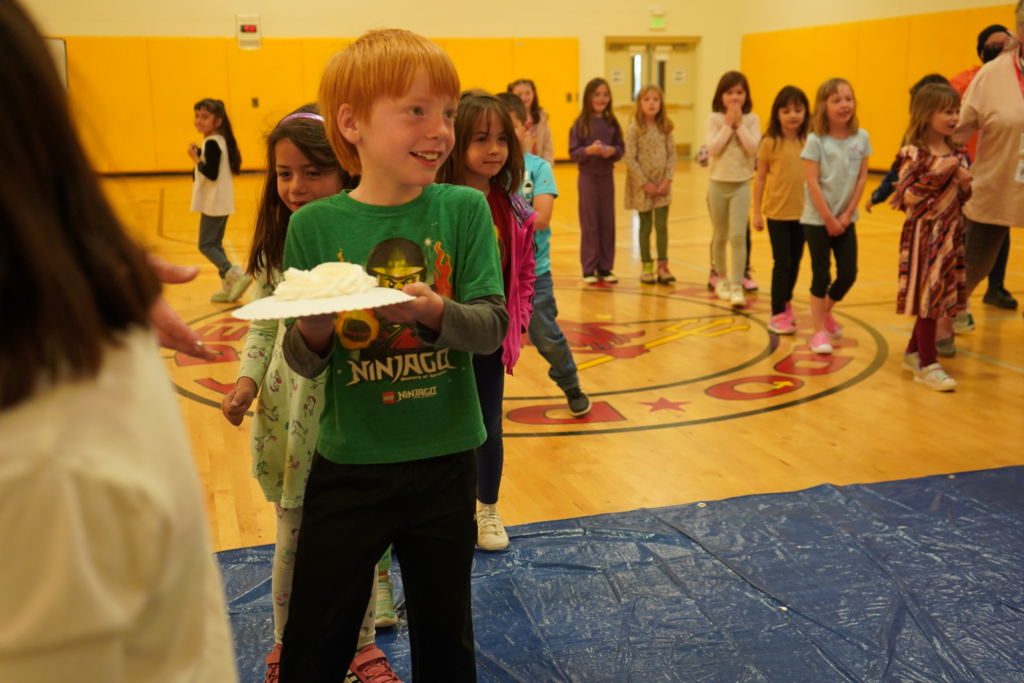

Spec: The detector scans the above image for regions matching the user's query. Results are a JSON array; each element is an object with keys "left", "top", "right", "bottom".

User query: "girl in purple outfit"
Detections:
[{"left": 570, "top": 78, "right": 625, "bottom": 283}]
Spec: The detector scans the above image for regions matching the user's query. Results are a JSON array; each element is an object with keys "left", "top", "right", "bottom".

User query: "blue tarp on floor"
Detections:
[{"left": 218, "top": 466, "right": 1024, "bottom": 682}]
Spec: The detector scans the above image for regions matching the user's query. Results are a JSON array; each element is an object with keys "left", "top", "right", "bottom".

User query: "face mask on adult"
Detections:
[{"left": 981, "top": 45, "right": 1004, "bottom": 63}]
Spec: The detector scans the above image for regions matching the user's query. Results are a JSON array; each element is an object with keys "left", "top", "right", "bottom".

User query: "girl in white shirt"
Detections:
[
  {"left": 706, "top": 71, "right": 761, "bottom": 308},
  {"left": 188, "top": 98, "right": 251, "bottom": 303}
]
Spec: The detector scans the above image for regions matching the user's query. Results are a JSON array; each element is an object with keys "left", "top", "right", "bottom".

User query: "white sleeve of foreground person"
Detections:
[{"left": 0, "top": 330, "right": 238, "bottom": 683}]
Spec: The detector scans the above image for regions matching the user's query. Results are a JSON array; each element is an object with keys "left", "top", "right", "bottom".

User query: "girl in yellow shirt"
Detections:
[{"left": 753, "top": 86, "right": 811, "bottom": 334}]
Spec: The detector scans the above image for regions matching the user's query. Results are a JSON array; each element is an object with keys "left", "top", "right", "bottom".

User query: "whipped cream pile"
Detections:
[{"left": 274, "top": 262, "right": 377, "bottom": 301}]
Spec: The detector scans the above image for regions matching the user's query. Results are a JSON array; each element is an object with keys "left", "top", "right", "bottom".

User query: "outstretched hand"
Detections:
[{"left": 148, "top": 255, "right": 218, "bottom": 360}]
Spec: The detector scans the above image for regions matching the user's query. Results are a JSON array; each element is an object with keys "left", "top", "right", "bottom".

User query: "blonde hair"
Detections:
[
  {"left": 318, "top": 29, "right": 461, "bottom": 175},
  {"left": 905, "top": 83, "right": 961, "bottom": 150},
  {"left": 633, "top": 84, "right": 674, "bottom": 133},
  {"left": 810, "top": 78, "right": 859, "bottom": 137}
]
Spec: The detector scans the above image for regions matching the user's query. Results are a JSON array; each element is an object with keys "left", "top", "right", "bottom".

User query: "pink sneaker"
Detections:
[
  {"left": 346, "top": 644, "right": 403, "bottom": 683},
  {"left": 707, "top": 268, "right": 719, "bottom": 291},
  {"left": 742, "top": 267, "right": 758, "bottom": 291},
  {"left": 809, "top": 331, "right": 833, "bottom": 354},
  {"left": 824, "top": 312, "right": 843, "bottom": 339},
  {"left": 768, "top": 313, "right": 796, "bottom": 335},
  {"left": 785, "top": 301, "right": 795, "bottom": 322}
]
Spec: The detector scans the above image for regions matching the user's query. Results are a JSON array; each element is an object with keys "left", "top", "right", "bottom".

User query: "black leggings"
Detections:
[
  {"left": 472, "top": 348, "right": 505, "bottom": 505},
  {"left": 803, "top": 223, "right": 858, "bottom": 301},
  {"left": 767, "top": 219, "right": 805, "bottom": 315}
]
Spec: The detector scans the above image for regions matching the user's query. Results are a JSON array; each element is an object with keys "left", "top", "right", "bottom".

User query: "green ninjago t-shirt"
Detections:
[{"left": 283, "top": 184, "right": 504, "bottom": 464}]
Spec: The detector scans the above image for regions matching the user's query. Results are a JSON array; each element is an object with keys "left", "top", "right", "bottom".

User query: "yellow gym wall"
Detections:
[
  {"left": 60, "top": 36, "right": 580, "bottom": 173},
  {"left": 742, "top": 4, "right": 1016, "bottom": 172},
  {"left": 21, "top": 0, "right": 1015, "bottom": 174}
]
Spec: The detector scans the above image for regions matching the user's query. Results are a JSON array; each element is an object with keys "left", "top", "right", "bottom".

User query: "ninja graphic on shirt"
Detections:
[{"left": 335, "top": 237, "right": 452, "bottom": 359}]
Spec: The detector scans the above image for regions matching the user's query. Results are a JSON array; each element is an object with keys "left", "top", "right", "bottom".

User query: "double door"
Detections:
[{"left": 605, "top": 39, "right": 699, "bottom": 157}]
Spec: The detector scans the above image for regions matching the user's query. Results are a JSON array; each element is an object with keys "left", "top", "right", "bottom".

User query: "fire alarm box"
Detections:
[{"left": 237, "top": 15, "right": 261, "bottom": 50}]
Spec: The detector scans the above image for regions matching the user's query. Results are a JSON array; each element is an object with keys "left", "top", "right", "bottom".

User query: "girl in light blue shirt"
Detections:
[{"left": 801, "top": 78, "right": 871, "bottom": 355}]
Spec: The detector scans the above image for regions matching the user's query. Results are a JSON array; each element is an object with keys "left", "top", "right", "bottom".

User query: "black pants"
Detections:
[
  {"left": 803, "top": 223, "right": 858, "bottom": 301},
  {"left": 987, "top": 233, "right": 1011, "bottom": 290},
  {"left": 965, "top": 218, "right": 1010, "bottom": 296},
  {"left": 767, "top": 219, "right": 805, "bottom": 315},
  {"left": 279, "top": 451, "right": 478, "bottom": 683},
  {"left": 472, "top": 348, "right": 505, "bottom": 505}
]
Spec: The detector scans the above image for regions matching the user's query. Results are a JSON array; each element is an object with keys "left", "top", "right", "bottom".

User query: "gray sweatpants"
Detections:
[
  {"left": 198, "top": 213, "right": 232, "bottom": 278},
  {"left": 707, "top": 179, "right": 750, "bottom": 288}
]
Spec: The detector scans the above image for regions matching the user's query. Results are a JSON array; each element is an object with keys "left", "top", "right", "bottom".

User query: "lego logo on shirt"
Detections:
[{"left": 382, "top": 386, "right": 439, "bottom": 404}]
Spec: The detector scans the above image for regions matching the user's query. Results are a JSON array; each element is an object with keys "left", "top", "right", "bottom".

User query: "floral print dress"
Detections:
[{"left": 624, "top": 121, "right": 676, "bottom": 213}]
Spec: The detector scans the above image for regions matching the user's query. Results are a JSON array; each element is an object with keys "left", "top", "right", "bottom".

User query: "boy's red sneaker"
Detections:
[
  {"left": 264, "top": 644, "right": 282, "bottom": 683},
  {"left": 345, "top": 644, "right": 404, "bottom": 683}
]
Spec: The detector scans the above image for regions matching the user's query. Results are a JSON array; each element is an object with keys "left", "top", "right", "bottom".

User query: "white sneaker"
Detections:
[
  {"left": 475, "top": 503, "right": 509, "bottom": 550},
  {"left": 953, "top": 311, "right": 975, "bottom": 333},
  {"left": 730, "top": 283, "right": 746, "bottom": 309},
  {"left": 714, "top": 280, "right": 731, "bottom": 301},
  {"left": 902, "top": 352, "right": 921, "bottom": 374},
  {"left": 225, "top": 265, "right": 253, "bottom": 302},
  {"left": 916, "top": 363, "right": 957, "bottom": 391},
  {"left": 210, "top": 278, "right": 231, "bottom": 303}
]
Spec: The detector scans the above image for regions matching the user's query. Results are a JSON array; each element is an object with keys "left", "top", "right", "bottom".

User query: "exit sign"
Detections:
[
  {"left": 240, "top": 24, "right": 258, "bottom": 33},
  {"left": 650, "top": 15, "right": 665, "bottom": 29}
]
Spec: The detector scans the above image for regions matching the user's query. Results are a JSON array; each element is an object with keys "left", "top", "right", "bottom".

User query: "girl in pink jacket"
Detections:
[{"left": 438, "top": 90, "right": 535, "bottom": 551}]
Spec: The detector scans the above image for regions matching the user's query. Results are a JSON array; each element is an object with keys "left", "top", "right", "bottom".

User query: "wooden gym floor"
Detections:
[{"left": 103, "top": 161, "right": 1024, "bottom": 553}]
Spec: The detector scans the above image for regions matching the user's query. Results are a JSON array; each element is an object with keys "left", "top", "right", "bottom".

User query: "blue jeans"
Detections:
[{"left": 527, "top": 271, "right": 580, "bottom": 392}]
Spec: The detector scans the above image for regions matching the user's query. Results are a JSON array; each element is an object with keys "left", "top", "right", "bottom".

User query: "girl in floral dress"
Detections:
[{"left": 625, "top": 84, "right": 676, "bottom": 284}]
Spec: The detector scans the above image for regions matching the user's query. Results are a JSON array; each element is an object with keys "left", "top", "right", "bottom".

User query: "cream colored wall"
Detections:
[{"left": 22, "top": 0, "right": 1010, "bottom": 155}]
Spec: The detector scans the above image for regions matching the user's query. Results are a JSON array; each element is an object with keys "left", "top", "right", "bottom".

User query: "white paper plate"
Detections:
[{"left": 232, "top": 287, "right": 415, "bottom": 321}]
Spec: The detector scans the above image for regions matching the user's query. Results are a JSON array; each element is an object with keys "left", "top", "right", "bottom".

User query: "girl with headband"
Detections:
[{"left": 220, "top": 105, "right": 403, "bottom": 683}]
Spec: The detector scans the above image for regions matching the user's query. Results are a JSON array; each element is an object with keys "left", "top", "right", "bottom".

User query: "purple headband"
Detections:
[{"left": 278, "top": 112, "right": 324, "bottom": 126}]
